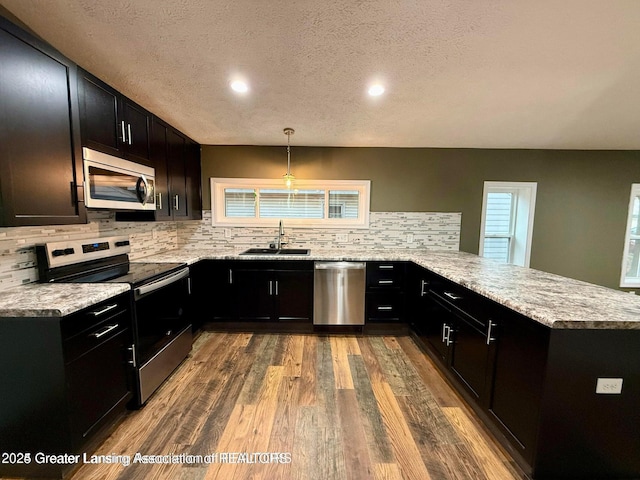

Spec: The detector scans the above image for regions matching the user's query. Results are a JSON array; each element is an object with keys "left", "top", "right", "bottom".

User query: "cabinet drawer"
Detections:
[
  {"left": 427, "top": 280, "right": 494, "bottom": 329},
  {"left": 366, "top": 262, "right": 405, "bottom": 289},
  {"left": 62, "top": 294, "right": 131, "bottom": 363},
  {"left": 366, "top": 292, "right": 405, "bottom": 321}
]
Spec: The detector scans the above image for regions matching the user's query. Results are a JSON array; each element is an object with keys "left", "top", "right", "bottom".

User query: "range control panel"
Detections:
[{"left": 40, "top": 236, "right": 131, "bottom": 268}]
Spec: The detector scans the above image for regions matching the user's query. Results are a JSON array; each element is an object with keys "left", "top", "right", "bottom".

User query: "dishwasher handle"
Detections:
[{"left": 314, "top": 262, "right": 366, "bottom": 270}]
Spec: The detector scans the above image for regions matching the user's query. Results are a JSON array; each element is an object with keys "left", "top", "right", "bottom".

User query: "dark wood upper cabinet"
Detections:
[
  {"left": 0, "top": 16, "right": 86, "bottom": 226},
  {"left": 143, "top": 116, "right": 202, "bottom": 221},
  {"left": 78, "top": 68, "right": 152, "bottom": 166}
]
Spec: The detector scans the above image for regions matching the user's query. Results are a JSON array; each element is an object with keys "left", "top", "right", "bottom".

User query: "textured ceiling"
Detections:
[{"left": 2, "top": 0, "right": 640, "bottom": 149}]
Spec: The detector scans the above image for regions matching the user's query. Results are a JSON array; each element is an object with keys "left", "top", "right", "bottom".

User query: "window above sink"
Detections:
[{"left": 211, "top": 178, "right": 370, "bottom": 229}]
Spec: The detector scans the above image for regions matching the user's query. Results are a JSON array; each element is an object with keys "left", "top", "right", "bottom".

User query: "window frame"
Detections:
[
  {"left": 479, "top": 181, "right": 537, "bottom": 267},
  {"left": 211, "top": 177, "right": 371, "bottom": 228},
  {"left": 620, "top": 183, "right": 640, "bottom": 287}
]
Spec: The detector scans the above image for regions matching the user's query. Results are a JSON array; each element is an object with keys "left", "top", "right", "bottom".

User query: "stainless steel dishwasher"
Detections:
[{"left": 314, "top": 262, "right": 366, "bottom": 325}]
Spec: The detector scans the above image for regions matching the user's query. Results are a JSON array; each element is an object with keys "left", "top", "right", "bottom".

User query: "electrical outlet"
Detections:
[
  {"left": 407, "top": 233, "right": 414, "bottom": 243},
  {"left": 224, "top": 228, "right": 232, "bottom": 238},
  {"left": 349, "top": 234, "right": 362, "bottom": 243},
  {"left": 596, "top": 378, "right": 623, "bottom": 394},
  {"left": 335, "top": 233, "right": 348, "bottom": 243}
]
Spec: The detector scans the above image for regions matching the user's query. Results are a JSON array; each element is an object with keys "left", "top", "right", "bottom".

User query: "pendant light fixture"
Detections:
[{"left": 283, "top": 127, "right": 295, "bottom": 188}]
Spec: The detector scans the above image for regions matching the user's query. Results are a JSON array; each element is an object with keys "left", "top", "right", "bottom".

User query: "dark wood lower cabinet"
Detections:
[
  {"left": 192, "top": 261, "right": 313, "bottom": 324},
  {"left": 410, "top": 264, "right": 640, "bottom": 479}
]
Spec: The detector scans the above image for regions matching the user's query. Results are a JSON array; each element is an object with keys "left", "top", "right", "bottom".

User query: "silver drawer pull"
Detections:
[
  {"left": 378, "top": 265, "right": 394, "bottom": 270},
  {"left": 377, "top": 306, "right": 393, "bottom": 311},
  {"left": 88, "top": 303, "right": 118, "bottom": 317},
  {"left": 443, "top": 291, "right": 463, "bottom": 301},
  {"left": 378, "top": 280, "right": 394, "bottom": 285},
  {"left": 486, "top": 321, "right": 497, "bottom": 345},
  {"left": 92, "top": 323, "right": 119, "bottom": 338}
]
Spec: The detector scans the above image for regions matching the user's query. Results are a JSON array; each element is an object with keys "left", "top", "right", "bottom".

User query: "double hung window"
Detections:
[
  {"left": 621, "top": 184, "right": 640, "bottom": 287},
  {"left": 479, "top": 182, "right": 537, "bottom": 267}
]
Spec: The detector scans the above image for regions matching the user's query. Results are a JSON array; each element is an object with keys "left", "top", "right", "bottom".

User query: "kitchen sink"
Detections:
[{"left": 240, "top": 248, "right": 310, "bottom": 255}]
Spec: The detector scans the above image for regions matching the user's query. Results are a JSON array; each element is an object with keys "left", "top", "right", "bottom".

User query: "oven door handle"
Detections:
[{"left": 135, "top": 268, "right": 189, "bottom": 298}]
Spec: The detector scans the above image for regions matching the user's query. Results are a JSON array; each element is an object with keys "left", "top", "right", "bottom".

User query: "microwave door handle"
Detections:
[{"left": 136, "top": 176, "right": 149, "bottom": 205}]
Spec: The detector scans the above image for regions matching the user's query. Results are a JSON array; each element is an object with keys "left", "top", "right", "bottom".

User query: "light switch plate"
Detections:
[
  {"left": 335, "top": 233, "right": 348, "bottom": 243},
  {"left": 596, "top": 378, "right": 623, "bottom": 394}
]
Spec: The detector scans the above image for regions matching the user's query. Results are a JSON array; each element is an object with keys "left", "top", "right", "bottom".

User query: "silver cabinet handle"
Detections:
[
  {"left": 88, "top": 303, "right": 118, "bottom": 317},
  {"left": 486, "top": 321, "right": 497, "bottom": 345},
  {"left": 443, "top": 291, "right": 463, "bottom": 301},
  {"left": 377, "top": 306, "right": 393, "bottom": 311},
  {"left": 174, "top": 194, "right": 179, "bottom": 210},
  {"left": 92, "top": 323, "right": 119, "bottom": 338},
  {"left": 444, "top": 324, "right": 453, "bottom": 346},
  {"left": 228, "top": 269, "right": 233, "bottom": 284},
  {"left": 127, "top": 123, "right": 132, "bottom": 145},
  {"left": 275, "top": 280, "right": 278, "bottom": 296},
  {"left": 157, "top": 192, "right": 163, "bottom": 210},
  {"left": 379, "top": 265, "right": 394, "bottom": 270},
  {"left": 442, "top": 323, "right": 448, "bottom": 343},
  {"left": 269, "top": 280, "right": 273, "bottom": 296},
  {"left": 420, "top": 279, "right": 428, "bottom": 296},
  {"left": 121, "top": 121, "right": 127, "bottom": 143},
  {"left": 378, "top": 280, "right": 394, "bottom": 285}
]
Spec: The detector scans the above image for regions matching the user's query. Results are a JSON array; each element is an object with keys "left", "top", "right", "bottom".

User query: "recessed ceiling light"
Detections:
[
  {"left": 230, "top": 80, "right": 249, "bottom": 93},
  {"left": 368, "top": 84, "right": 385, "bottom": 96}
]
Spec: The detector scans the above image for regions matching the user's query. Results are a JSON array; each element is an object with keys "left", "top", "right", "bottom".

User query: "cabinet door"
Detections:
[
  {"left": 185, "top": 139, "right": 203, "bottom": 220},
  {"left": 167, "top": 128, "right": 188, "bottom": 218},
  {"left": 78, "top": 69, "right": 123, "bottom": 157},
  {"left": 449, "top": 316, "right": 493, "bottom": 402},
  {"left": 422, "top": 296, "right": 455, "bottom": 363},
  {"left": 487, "top": 311, "right": 549, "bottom": 462},
  {"left": 235, "top": 269, "right": 274, "bottom": 321},
  {"left": 190, "top": 261, "right": 235, "bottom": 323},
  {"left": 276, "top": 270, "right": 313, "bottom": 321},
  {"left": 122, "top": 100, "right": 151, "bottom": 165},
  {"left": 0, "top": 23, "right": 85, "bottom": 226},
  {"left": 150, "top": 118, "right": 172, "bottom": 220}
]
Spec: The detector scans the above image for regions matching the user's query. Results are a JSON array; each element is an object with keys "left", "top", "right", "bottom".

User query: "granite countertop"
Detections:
[
  {"left": 134, "top": 247, "right": 640, "bottom": 330},
  {"left": 3, "top": 246, "right": 639, "bottom": 327},
  {"left": 0, "top": 283, "right": 130, "bottom": 318}
]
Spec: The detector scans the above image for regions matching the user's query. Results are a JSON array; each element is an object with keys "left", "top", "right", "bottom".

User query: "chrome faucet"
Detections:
[{"left": 277, "top": 220, "right": 287, "bottom": 249}]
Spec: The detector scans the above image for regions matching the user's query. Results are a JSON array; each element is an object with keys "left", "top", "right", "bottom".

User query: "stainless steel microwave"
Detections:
[{"left": 83, "top": 147, "right": 156, "bottom": 211}]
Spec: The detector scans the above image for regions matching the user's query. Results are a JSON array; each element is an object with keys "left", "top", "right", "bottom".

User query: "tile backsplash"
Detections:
[
  {"left": 178, "top": 210, "right": 461, "bottom": 251},
  {"left": 0, "top": 210, "right": 460, "bottom": 291},
  {"left": 0, "top": 211, "right": 178, "bottom": 290}
]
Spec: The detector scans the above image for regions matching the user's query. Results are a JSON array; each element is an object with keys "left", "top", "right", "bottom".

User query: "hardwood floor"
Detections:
[{"left": 69, "top": 332, "right": 526, "bottom": 480}]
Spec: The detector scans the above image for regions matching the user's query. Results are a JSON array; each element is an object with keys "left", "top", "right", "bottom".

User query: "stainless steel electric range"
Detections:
[{"left": 37, "top": 236, "right": 192, "bottom": 407}]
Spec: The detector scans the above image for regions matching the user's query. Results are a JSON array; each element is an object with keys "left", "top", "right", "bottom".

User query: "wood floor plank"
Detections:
[
  {"left": 349, "top": 354, "right": 395, "bottom": 464},
  {"left": 373, "top": 463, "right": 404, "bottom": 480},
  {"left": 330, "top": 335, "right": 355, "bottom": 389},
  {"left": 337, "top": 388, "right": 375, "bottom": 480},
  {"left": 369, "top": 337, "right": 410, "bottom": 396},
  {"left": 317, "top": 336, "right": 348, "bottom": 479},
  {"left": 442, "top": 407, "right": 521, "bottom": 480},
  {"left": 236, "top": 334, "right": 279, "bottom": 405},
  {"left": 297, "top": 334, "right": 318, "bottom": 406},
  {"left": 282, "top": 333, "right": 305, "bottom": 377},
  {"left": 371, "top": 381, "right": 432, "bottom": 480},
  {"left": 292, "top": 405, "right": 320, "bottom": 480},
  {"left": 357, "top": 336, "right": 388, "bottom": 385}
]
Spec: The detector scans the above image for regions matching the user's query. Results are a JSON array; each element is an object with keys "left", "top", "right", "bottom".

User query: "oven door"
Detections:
[
  {"left": 132, "top": 267, "right": 192, "bottom": 405},
  {"left": 83, "top": 148, "right": 156, "bottom": 211}
]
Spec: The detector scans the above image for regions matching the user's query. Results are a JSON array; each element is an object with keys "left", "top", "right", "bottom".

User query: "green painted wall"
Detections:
[{"left": 201, "top": 145, "right": 640, "bottom": 290}]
